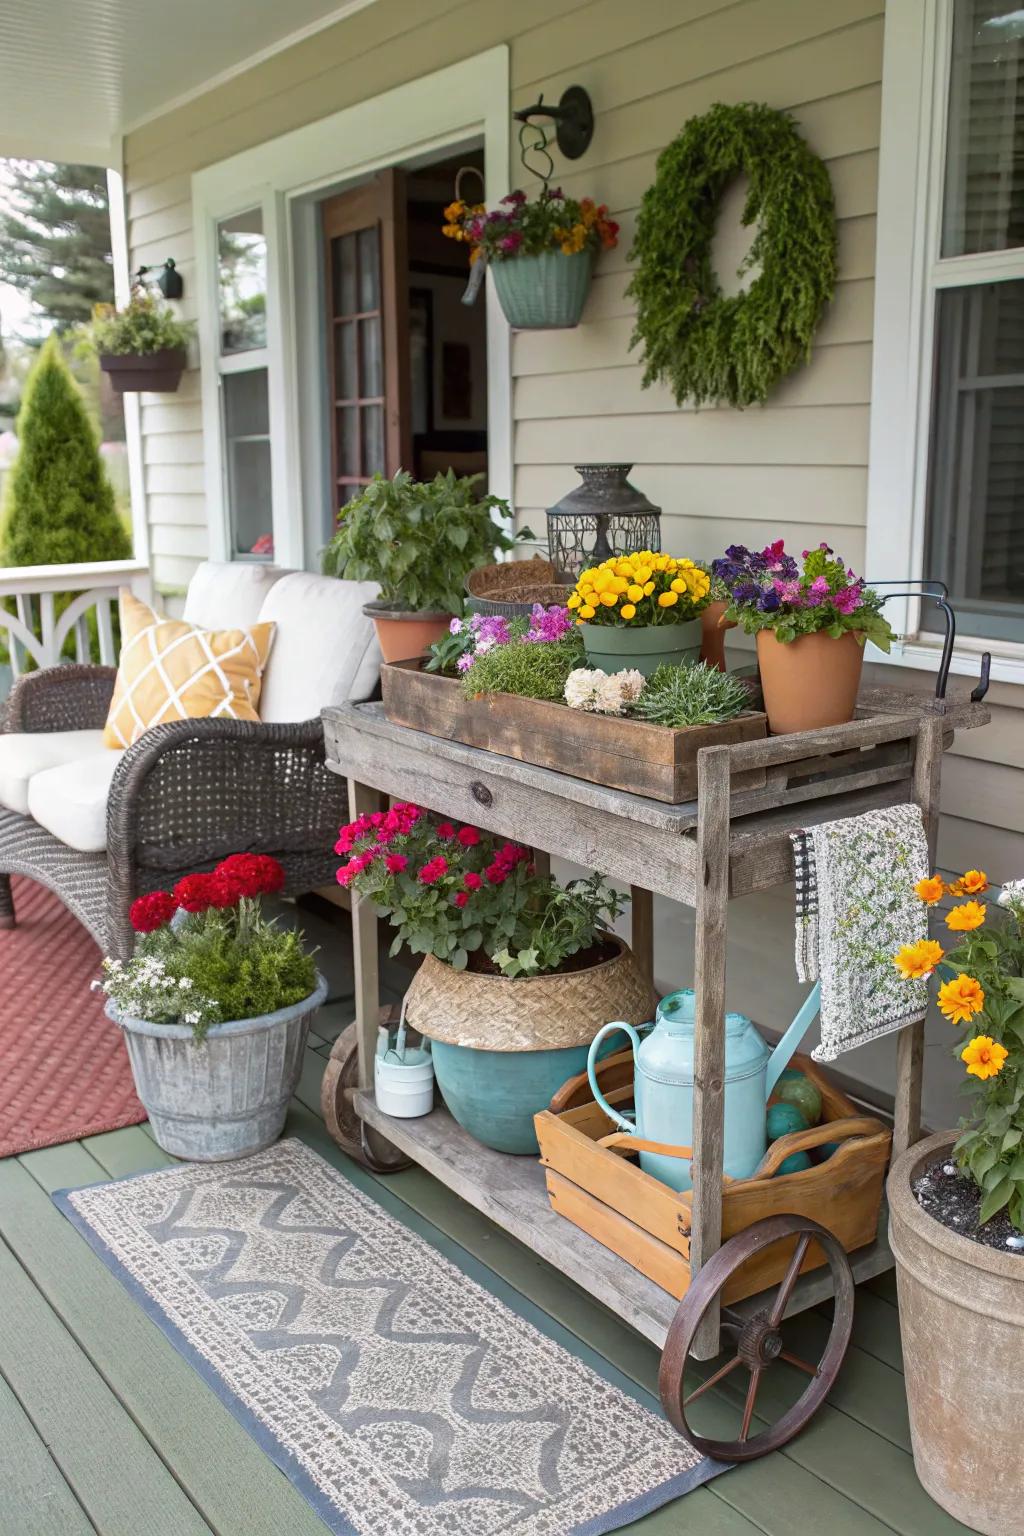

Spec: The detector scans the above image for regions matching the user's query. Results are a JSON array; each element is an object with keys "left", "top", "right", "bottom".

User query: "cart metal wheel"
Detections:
[
  {"left": 320, "top": 1008, "right": 413, "bottom": 1173},
  {"left": 658, "top": 1213, "right": 855, "bottom": 1462}
]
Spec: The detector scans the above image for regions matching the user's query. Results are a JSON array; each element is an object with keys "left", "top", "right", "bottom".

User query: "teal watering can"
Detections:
[{"left": 586, "top": 984, "right": 820, "bottom": 1192}]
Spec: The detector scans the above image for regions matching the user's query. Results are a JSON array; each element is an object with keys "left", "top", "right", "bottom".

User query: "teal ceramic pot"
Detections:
[
  {"left": 431, "top": 1038, "right": 618, "bottom": 1154},
  {"left": 580, "top": 618, "right": 702, "bottom": 679},
  {"left": 490, "top": 249, "right": 594, "bottom": 330}
]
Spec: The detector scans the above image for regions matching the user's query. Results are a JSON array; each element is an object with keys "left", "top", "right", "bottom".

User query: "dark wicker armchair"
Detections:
[{"left": 0, "top": 663, "right": 348, "bottom": 959}]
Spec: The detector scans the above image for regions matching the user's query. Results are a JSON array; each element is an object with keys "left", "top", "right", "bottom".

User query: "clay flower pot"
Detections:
[
  {"left": 363, "top": 602, "right": 453, "bottom": 664},
  {"left": 755, "top": 628, "right": 864, "bottom": 734},
  {"left": 888, "top": 1132, "right": 1024, "bottom": 1535},
  {"left": 699, "top": 600, "right": 736, "bottom": 672}
]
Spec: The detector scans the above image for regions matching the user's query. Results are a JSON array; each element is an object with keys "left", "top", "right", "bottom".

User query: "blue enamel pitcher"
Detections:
[{"left": 585, "top": 985, "right": 819, "bottom": 1192}]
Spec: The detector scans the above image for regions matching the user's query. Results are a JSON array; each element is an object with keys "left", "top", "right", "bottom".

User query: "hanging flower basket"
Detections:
[
  {"left": 489, "top": 248, "right": 593, "bottom": 330},
  {"left": 99, "top": 348, "right": 187, "bottom": 394}
]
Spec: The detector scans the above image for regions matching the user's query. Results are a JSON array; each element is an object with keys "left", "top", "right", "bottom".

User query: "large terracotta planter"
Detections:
[
  {"left": 363, "top": 602, "right": 452, "bottom": 663},
  {"left": 699, "top": 600, "right": 736, "bottom": 672},
  {"left": 888, "top": 1132, "right": 1024, "bottom": 1535},
  {"left": 755, "top": 628, "right": 864, "bottom": 734},
  {"left": 404, "top": 934, "right": 656, "bottom": 1153}
]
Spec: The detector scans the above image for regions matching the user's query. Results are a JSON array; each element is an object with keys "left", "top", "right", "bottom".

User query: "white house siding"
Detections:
[{"left": 122, "top": 0, "right": 1024, "bottom": 900}]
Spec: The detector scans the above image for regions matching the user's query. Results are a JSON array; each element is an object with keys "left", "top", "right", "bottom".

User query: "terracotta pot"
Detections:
[
  {"left": 99, "top": 348, "right": 186, "bottom": 393},
  {"left": 888, "top": 1133, "right": 1024, "bottom": 1535},
  {"left": 755, "top": 628, "right": 864, "bottom": 734},
  {"left": 363, "top": 603, "right": 452, "bottom": 664},
  {"left": 699, "top": 600, "right": 736, "bottom": 672}
]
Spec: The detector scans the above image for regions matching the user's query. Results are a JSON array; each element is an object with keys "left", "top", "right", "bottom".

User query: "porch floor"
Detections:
[{"left": 0, "top": 934, "right": 974, "bottom": 1536}]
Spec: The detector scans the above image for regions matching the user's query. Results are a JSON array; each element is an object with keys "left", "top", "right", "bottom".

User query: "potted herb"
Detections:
[
  {"left": 97, "top": 854, "right": 326, "bottom": 1160},
  {"left": 443, "top": 187, "right": 619, "bottom": 330},
  {"left": 86, "top": 289, "right": 192, "bottom": 393},
  {"left": 336, "top": 805, "right": 653, "bottom": 1153},
  {"left": 322, "top": 469, "right": 524, "bottom": 662},
  {"left": 712, "top": 541, "right": 894, "bottom": 733},
  {"left": 567, "top": 550, "right": 713, "bottom": 677},
  {"left": 888, "top": 872, "right": 1024, "bottom": 1534}
]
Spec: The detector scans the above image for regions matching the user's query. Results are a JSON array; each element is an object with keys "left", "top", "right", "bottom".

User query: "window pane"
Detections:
[
  {"left": 362, "top": 404, "right": 385, "bottom": 477},
  {"left": 218, "top": 209, "right": 267, "bottom": 354},
  {"left": 360, "top": 315, "right": 383, "bottom": 398},
  {"left": 331, "top": 233, "right": 358, "bottom": 315},
  {"left": 923, "top": 282, "right": 1024, "bottom": 641},
  {"left": 941, "top": 1, "right": 1024, "bottom": 257},
  {"left": 223, "top": 369, "right": 272, "bottom": 558},
  {"left": 334, "top": 320, "right": 357, "bottom": 400},
  {"left": 358, "top": 226, "right": 380, "bottom": 310}
]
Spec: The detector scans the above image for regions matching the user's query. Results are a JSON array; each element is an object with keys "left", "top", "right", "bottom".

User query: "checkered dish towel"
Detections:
[{"left": 790, "top": 803, "right": 931, "bottom": 1062}]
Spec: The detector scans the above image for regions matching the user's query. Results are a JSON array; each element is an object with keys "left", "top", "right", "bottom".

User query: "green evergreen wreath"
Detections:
[{"left": 626, "top": 102, "right": 838, "bottom": 408}]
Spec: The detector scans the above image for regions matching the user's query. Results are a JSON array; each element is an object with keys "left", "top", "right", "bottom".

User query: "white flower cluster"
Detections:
[
  {"left": 997, "top": 878, "right": 1024, "bottom": 918},
  {"left": 564, "top": 667, "right": 647, "bottom": 716},
  {"left": 97, "top": 952, "right": 217, "bottom": 1033}
]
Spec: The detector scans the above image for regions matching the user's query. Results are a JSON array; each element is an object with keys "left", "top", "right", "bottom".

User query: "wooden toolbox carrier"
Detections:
[{"left": 320, "top": 687, "right": 989, "bottom": 1462}]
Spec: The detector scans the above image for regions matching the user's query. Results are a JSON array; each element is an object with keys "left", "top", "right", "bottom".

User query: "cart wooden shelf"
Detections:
[{"left": 321, "top": 685, "right": 989, "bottom": 1459}]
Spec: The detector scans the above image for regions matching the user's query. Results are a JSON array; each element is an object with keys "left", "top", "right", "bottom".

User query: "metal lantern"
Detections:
[{"left": 546, "top": 464, "right": 661, "bottom": 581}]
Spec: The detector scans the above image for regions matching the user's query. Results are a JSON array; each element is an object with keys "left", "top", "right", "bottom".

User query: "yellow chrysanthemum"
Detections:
[
  {"left": 938, "top": 973, "right": 985, "bottom": 1025},
  {"left": 670, "top": 578, "right": 687, "bottom": 594},
  {"left": 567, "top": 594, "right": 581, "bottom": 610},
  {"left": 961, "top": 1035, "right": 1007, "bottom": 1080},
  {"left": 579, "top": 605, "right": 595, "bottom": 619},
  {"left": 892, "top": 939, "right": 945, "bottom": 979},
  {"left": 643, "top": 581, "right": 655, "bottom": 596},
  {"left": 620, "top": 603, "right": 636, "bottom": 619},
  {"left": 626, "top": 584, "right": 644, "bottom": 602},
  {"left": 946, "top": 901, "right": 986, "bottom": 932},
  {"left": 599, "top": 591, "right": 617, "bottom": 606},
  {"left": 914, "top": 876, "right": 945, "bottom": 906},
  {"left": 634, "top": 567, "right": 652, "bottom": 584},
  {"left": 657, "top": 591, "right": 678, "bottom": 608}
]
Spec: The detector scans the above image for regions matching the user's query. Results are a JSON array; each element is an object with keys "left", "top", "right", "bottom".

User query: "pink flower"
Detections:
[
  {"left": 457, "top": 826, "right": 480, "bottom": 847},
  {"left": 499, "top": 232, "right": 523, "bottom": 253},
  {"left": 463, "top": 871, "right": 483, "bottom": 891},
  {"left": 418, "top": 856, "right": 449, "bottom": 885},
  {"left": 832, "top": 586, "right": 863, "bottom": 614},
  {"left": 385, "top": 854, "right": 409, "bottom": 874},
  {"left": 453, "top": 891, "right": 469, "bottom": 909},
  {"left": 436, "top": 822, "right": 456, "bottom": 840},
  {"left": 485, "top": 861, "right": 509, "bottom": 885}
]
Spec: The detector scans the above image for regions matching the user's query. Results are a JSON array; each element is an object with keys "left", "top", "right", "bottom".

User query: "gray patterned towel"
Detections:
[{"left": 790, "top": 803, "right": 931, "bottom": 1062}]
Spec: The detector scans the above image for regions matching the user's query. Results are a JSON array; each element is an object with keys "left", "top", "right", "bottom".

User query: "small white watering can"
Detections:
[{"left": 586, "top": 984, "right": 820, "bottom": 1192}]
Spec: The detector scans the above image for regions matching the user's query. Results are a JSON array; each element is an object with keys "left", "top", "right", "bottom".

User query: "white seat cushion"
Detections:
[
  {"left": 0, "top": 729, "right": 107, "bottom": 816},
  {"left": 27, "top": 750, "right": 124, "bottom": 853},
  {"left": 182, "top": 561, "right": 286, "bottom": 630},
  {"left": 256, "top": 573, "right": 381, "bottom": 722}
]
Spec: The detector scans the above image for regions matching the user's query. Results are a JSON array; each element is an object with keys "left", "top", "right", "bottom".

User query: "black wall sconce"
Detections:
[
  {"left": 134, "top": 258, "right": 184, "bottom": 300},
  {"left": 513, "top": 85, "right": 594, "bottom": 162}
]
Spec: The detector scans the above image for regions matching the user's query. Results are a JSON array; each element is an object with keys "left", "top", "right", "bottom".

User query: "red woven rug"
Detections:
[{"left": 0, "top": 877, "right": 145, "bottom": 1157}]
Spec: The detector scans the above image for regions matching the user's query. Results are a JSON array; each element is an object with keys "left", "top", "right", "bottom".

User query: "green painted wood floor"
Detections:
[{"left": 0, "top": 1019, "right": 975, "bottom": 1536}]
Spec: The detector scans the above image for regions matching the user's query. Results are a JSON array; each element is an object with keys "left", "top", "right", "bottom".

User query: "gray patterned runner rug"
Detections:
[{"left": 55, "top": 1139, "right": 719, "bottom": 1535}]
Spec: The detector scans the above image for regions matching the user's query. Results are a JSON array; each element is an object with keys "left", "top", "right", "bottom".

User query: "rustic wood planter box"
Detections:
[
  {"left": 380, "top": 659, "right": 768, "bottom": 803},
  {"left": 534, "top": 1052, "right": 891, "bottom": 1307}
]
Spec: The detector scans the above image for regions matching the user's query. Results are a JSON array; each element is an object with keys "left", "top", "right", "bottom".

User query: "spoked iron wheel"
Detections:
[
  {"left": 320, "top": 1008, "right": 414, "bottom": 1173},
  {"left": 659, "top": 1213, "right": 855, "bottom": 1461}
]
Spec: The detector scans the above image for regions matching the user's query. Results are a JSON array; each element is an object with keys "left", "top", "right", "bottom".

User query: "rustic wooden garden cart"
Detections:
[{"left": 320, "top": 688, "right": 988, "bottom": 1460}]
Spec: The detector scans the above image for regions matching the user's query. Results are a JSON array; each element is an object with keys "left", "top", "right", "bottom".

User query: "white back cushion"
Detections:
[
  {"left": 183, "top": 562, "right": 285, "bottom": 630},
  {"left": 257, "top": 573, "right": 381, "bottom": 722}
]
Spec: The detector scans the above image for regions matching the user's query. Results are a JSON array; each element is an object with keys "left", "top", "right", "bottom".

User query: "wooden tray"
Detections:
[
  {"left": 380, "top": 659, "right": 768, "bottom": 803},
  {"left": 534, "top": 1052, "right": 891, "bottom": 1307}
]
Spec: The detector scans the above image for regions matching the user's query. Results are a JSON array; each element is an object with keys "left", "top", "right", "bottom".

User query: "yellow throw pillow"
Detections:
[{"left": 103, "top": 590, "right": 275, "bottom": 749}]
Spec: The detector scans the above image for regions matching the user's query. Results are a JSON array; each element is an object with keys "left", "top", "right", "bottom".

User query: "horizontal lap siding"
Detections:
[{"left": 124, "top": 0, "right": 1021, "bottom": 862}]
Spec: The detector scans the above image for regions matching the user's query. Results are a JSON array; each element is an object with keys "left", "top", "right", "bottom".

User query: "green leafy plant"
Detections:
[
  {"left": 635, "top": 662, "right": 752, "bottom": 728},
  {"left": 893, "top": 873, "right": 1024, "bottom": 1230},
  {"left": 322, "top": 469, "right": 526, "bottom": 614},
  {"left": 337, "top": 803, "right": 626, "bottom": 978},
  {"left": 460, "top": 630, "right": 584, "bottom": 702},
  {"left": 84, "top": 289, "right": 192, "bottom": 356},
  {"left": 97, "top": 855, "right": 317, "bottom": 1041},
  {"left": 627, "top": 101, "right": 837, "bottom": 408}
]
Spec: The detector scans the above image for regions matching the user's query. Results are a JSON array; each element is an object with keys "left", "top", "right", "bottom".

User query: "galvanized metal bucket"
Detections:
[{"left": 107, "top": 972, "right": 328, "bottom": 1161}]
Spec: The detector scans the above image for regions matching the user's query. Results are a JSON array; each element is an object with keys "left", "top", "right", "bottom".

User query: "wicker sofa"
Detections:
[{"left": 0, "top": 562, "right": 380, "bottom": 959}]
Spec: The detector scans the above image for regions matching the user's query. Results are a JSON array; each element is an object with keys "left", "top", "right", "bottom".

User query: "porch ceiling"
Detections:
[{"left": 0, "top": 0, "right": 376, "bottom": 168}]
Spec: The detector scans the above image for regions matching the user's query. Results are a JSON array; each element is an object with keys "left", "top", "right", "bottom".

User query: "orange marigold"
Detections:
[
  {"left": 958, "top": 869, "right": 989, "bottom": 895},
  {"left": 946, "top": 901, "right": 987, "bottom": 932},
  {"left": 961, "top": 1035, "right": 1007, "bottom": 1080},
  {"left": 937, "top": 973, "right": 985, "bottom": 1025},
  {"left": 893, "top": 938, "right": 945, "bottom": 980},
  {"left": 914, "top": 875, "right": 945, "bottom": 906}
]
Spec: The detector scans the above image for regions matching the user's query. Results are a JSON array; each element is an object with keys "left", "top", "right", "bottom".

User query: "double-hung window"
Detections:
[
  {"left": 215, "top": 208, "right": 273, "bottom": 561},
  {"left": 869, "top": 0, "right": 1024, "bottom": 674}
]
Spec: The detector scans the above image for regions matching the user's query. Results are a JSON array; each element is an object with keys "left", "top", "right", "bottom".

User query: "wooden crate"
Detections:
[
  {"left": 380, "top": 659, "right": 768, "bottom": 803},
  {"left": 534, "top": 1053, "right": 891, "bottom": 1307}
]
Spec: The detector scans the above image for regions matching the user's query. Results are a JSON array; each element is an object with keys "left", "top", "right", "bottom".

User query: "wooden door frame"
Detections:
[{"left": 194, "top": 47, "right": 512, "bottom": 571}]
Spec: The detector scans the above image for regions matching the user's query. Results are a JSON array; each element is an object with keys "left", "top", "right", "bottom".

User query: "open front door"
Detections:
[{"left": 322, "top": 168, "right": 411, "bottom": 509}]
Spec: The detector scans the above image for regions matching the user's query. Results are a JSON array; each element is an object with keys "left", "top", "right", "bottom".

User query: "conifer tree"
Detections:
[
  {"left": 0, "top": 335, "right": 130, "bottom": 566},
  {"left": 0, "top": 161, "right": 113, "bottom": 331}
]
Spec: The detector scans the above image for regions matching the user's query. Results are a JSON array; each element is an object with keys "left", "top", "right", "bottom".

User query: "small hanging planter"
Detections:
[
  {"left": 100, "top": 348, "right": 187, "bottom": 394},
  {"left": 489, "top": 247, "right": 593, "bottom": 330}
]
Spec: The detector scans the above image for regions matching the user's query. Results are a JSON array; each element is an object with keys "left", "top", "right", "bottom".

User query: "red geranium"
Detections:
[
  {"left": 172, "top": 873, "right": 217, "bottom": 913},
  {"left": 418, "top": 856, "right": 449, "bottom": 885},
  {"left": 456, "top": 826, "right": 480, "bottom": 847},
  {"left": 453, "top": 891, "right": 469, "bottom": 908},
  {"left": 129, "top": 890, "right": 177, "bottom": 933},
  {"left": 216, "top": 853, "right": 285, "bottom": 897},
  {"left": 207, "top": 872, "right": 246, "bottom": 909}
]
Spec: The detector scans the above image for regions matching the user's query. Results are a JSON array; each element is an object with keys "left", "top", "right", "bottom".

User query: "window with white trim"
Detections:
[
  {"left": 868, "top": 0, "right": 1024, "bottom": 669},
  {"left": 216, "top": 208, "right": 273, "bottom": 561}
]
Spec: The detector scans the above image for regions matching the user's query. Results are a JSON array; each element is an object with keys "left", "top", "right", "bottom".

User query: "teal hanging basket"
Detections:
[{"left": 490, "top": 248, "right": 594, "bottom": 330}]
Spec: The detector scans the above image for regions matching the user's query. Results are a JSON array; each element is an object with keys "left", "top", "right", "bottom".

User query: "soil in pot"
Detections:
[
  {"left": 581, "top": 619, "right": 702, "bottom": 680},
  {"left": 912, "top": 1153, "right": 1024, "bottom": 1254},
  {"left": 755, "top": 628, "right": 864, "bottom": 734},
  {"left": 363, "top": 602, "right": 453, "bottom": 664}
]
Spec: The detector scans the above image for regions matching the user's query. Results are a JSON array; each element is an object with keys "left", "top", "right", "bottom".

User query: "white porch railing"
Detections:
[{"left": 0, "top": 560, "right": 151, "bottom": 677}]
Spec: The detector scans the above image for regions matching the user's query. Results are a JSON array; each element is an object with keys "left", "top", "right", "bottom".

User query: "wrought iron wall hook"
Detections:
[
  {"left": 517, "top": 118, "right": 555, "bottom": 187},
  {"left": 512, "top": 85, "right": 595, "bottom": 162}
]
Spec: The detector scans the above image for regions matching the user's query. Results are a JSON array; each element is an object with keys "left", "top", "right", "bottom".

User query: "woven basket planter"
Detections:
[{"left": 490, "top": 249, "right": 594, "bottom": 330}]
